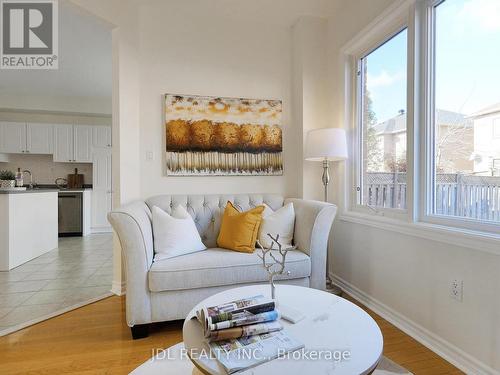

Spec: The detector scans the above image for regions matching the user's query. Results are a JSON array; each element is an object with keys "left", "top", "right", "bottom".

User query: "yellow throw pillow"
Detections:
[{"left": 217, "top": 201, "right": 265, "bottom": 253}]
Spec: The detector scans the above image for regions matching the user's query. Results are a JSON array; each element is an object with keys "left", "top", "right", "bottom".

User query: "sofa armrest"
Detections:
[
  {"left": 108, "top": 201, "right": 154, "bottom": 326},
  {"left": 284, "top": 198, "right": 337, "bottom": 290}
]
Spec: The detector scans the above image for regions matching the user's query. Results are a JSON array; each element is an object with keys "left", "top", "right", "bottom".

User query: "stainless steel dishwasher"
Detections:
[{"left": 58, "top": 191, "right": 83, "bottom": 236}]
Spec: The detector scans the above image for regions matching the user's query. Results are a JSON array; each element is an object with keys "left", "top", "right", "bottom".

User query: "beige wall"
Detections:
[
  {"left": 70, "top": 0, "right": 339, "bottom": 295},
  {"left": 67, "top": 1, "right": 499, "bottom": 372},
  {"left": 328, "top": 0, "right": 500, "bottom": 373},
  {"left": 292, "top": 16, "right": 330, "bottom": 201},
  {"left": 136, "top": 1, "right": 334, "bottom": 199},
  {"left": 73, "top": 0, "right": 339, "bottom": 202}
]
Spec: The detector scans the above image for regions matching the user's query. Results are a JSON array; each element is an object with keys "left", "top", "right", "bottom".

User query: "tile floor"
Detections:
[{"left": 0, "top": 234, "right": 113, "bottom": 335}]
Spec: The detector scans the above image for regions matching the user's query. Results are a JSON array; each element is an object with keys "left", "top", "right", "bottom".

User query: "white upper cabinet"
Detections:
[
  {"left": 0, "top": 122, "right": 101, "bottom": 159},
  {"left": 0, "top": 122, "right": 26, "bottom": 153},
  {"left": 74, "top": 125, "right": 92, "bottom": 162},
  {"left": 53, "top": 124, "right": 74, "bottom": 162},
  {"left": 91, "top": 126, "right": 112, "bottom": 148},
  {"left": 26, "top": 123, "right": 53, "bottom": 154},
  {"left": 53, "top": 124, "right": 92, "bottom": 163},
  {"left": 0, "top": 122, "right": 53, "bottom": 154}
]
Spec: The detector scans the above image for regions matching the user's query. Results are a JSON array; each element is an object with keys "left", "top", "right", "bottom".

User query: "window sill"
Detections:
[{"left": 339, "top": 211, "right": 500, "bottom": 256}]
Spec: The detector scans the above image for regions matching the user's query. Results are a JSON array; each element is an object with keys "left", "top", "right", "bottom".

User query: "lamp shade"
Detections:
[{"left": 304, "top": 128, "right": 348, "bottom": 161}]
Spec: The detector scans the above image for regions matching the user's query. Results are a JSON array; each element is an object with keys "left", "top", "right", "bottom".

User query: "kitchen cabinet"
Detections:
[
  {"left": 53, "top": 124, "right": 73, "bottom": 162},
  {"left": 0, "top": 121, "right": 53, "bottom": 154},
  {"left": 0, "top": 191, "right": 58, "bottom": 270},
  {"left": 53, "top": 124, "right": 92, "bottom": 162},
  {"left": 74, "top": 125, "right": 92, "bottom": 162},
  {"left": 26, "top": 123, "right": 53, "bottom": 154},
  {"left": 0, "top": 122, "right": 25, "bottom": 153},
  {"left": 92, "top": 126, "right": 112, "bottom": 148},
  {"left": 91, "top": 148, "right": 112, "bottom": 232}
]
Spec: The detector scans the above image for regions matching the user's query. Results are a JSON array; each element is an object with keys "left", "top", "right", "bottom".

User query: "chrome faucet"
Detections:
[{"left": 22, "top": 170, "right": 33, "bottom": 189}]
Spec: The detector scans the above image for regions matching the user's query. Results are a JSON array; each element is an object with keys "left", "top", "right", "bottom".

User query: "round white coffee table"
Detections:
[{"left": 183, "top": 285, "right": 383, "bottom": 375}]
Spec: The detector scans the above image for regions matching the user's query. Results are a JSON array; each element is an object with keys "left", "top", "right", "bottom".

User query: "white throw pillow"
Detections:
[
  {"left": 152, "top": 205, "right": 207, "bottom": 261},
  {"left": 258, "top": 203, "right": 295, "bottom": 249}
]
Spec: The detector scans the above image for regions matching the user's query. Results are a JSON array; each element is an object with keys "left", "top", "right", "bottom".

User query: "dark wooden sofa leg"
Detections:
[{"left": 131, "top": 324, "right": 149, "bottom": 339}]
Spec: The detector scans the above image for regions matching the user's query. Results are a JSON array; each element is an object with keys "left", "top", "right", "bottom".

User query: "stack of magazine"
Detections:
[{"left": 195, "top": 295, "right": 303, "bottom": 374}]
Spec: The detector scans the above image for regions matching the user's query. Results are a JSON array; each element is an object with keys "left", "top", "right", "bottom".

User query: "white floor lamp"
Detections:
[{"left": 305, "top": 128, "right": 347, "bottom": 294}]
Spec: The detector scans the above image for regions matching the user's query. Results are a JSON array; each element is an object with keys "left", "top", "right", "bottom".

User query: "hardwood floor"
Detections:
[{"left": 0, "top": 294, "right": 463, "bottom": 375}]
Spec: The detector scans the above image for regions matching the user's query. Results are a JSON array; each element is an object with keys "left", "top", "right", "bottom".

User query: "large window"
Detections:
[
  {"left": 431, "top": 0, "right": 500, "bottom": 223},
  {"left": 347, "top": 0, "right": 500, "bottom": 235},
  {"left": 357, "top": 29, "right": 408, "bottom": 209}
]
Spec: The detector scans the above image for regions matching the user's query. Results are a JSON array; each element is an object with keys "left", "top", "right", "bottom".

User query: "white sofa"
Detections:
[{"left": 108, "top": 194, "right": 337, "bottom": 339}]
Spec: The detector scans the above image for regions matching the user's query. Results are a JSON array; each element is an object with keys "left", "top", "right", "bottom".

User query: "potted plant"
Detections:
[{"left": 0, "top": 170, "right": 16, "bottom": 188}]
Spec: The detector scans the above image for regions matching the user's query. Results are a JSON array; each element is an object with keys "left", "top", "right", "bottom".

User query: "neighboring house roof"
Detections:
[
  {"left": 373, "top": 112, "right": 406, "bottom": 135},
  {"left": 373, "top": 109, "right": 471, "bottom": 135},
  {"left": 467, "top": 102, "right": 500, "bottom": 119}
]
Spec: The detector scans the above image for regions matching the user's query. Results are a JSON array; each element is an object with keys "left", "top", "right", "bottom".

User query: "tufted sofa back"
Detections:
[{"left": 144, "top": 194, "right": 284, "bottom": 248}]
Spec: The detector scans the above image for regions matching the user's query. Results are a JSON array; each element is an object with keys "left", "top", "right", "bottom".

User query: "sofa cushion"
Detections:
[
  {"left": 217, "top": 202, "right": 265, "bottom": 253},
  {"left": 152, "top": 206, "right": 207, "bottom": 261},
  {"left": 258, "top": 203, "right": 295, "bottom": 249},
  {"left": 148, "top": 247, "right": 311, "bottom": 292},
  {"left": 144, "top": 194, "right": 284, "bottom": 248}
]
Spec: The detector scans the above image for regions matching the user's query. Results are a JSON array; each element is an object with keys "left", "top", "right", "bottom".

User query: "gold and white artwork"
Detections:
[{"left": 165, "top": 94, "right": 283, "bottom": 176}]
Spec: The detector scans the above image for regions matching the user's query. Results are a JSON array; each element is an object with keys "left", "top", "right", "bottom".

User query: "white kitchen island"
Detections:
[{"left": 0, "top": 190, "right": 58, "bottom": 271}]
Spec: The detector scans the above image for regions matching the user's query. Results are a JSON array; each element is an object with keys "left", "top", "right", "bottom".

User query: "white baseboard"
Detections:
[
  {"left": 111, "top": 280, "right": 126, "bottom": 296},
  {"left": 331, "top": 273, "right": 498, "bottom": 375}
]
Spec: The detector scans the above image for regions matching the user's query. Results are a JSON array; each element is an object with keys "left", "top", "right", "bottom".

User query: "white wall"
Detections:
[
  {"left": 0, "top": 94, "right": 111, "bottom": 115},
  {"left": 69, "top": 2, "right": 500, "bottom": 372},
  {"left": 0, "top": 0, "right": 112, "bottom": 116},
  {"left": 327, "top": 0, "right": 500, "bottom": 373},
  {"left": 73, "top": 0, "right": 341, "bottom": 201},
  {"left": 71, "top": 0, "right": 341, "bottom": 295},
  {"left": 292, "top": 17, "right": 330, "bottom": 201},
  {"left": 0, "top": 109, "right": 110, "bottom": 126},
  {"left": 136, "top": 0, "right": 336, "bottom": 199}
]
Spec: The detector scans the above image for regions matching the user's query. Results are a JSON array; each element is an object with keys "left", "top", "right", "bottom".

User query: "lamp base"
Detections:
[{"left": 326, "top": 278, "right": 342, "bottom": 296}]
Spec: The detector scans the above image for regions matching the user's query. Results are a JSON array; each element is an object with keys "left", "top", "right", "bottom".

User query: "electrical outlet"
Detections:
[{"left": 450, "top": 279, "right": 463, "bottom": 302}]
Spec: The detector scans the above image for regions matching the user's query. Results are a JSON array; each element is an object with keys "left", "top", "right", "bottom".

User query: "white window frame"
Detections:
[
  {"left": 419, "top": 0, "right": 500, "bottom": 234},
  {"left": 340, "top": 0, "right": 500, "bottom": 248},
  {"left": 342, "top": 0, "right": 412, "bottom": 221}
]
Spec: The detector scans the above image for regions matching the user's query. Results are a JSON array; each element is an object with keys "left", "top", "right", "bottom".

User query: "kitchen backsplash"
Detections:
[{"left": 0, "top": 154, "right": 93, "bottom": 185}]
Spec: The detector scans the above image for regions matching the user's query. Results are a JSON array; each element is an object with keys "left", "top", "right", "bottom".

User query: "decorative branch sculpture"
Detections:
[{"left": 257, "top": 233, "right": 295, "bottom": 300}]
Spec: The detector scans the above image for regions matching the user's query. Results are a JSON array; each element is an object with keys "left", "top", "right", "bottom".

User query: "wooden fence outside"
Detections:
[{"left": 364, "top": 173, "right": 500, "bottom": 221}]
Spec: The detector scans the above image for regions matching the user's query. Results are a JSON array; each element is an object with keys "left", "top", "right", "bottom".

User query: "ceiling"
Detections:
[{"left": 0, "top": 1, "right": 112, "bottom": 103}]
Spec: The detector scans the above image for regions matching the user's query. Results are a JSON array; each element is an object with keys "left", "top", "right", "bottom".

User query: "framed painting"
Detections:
[{"left": 165, "top": 94, "right": 283, "bottom": 176}]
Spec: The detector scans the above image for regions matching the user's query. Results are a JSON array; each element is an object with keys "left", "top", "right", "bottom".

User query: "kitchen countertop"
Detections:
[
  {"left": 0, "top": 187, "right": 92, "bottom": 194},
  {"left": 0, "top": 189, "right": 59, "bottom": 194},
  {"left": 58, "top": 189, "right": 92, "bottom": 193}
]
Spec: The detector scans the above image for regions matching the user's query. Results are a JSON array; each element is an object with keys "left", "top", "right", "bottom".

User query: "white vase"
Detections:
[{"left": 0, "top": 180, "right": 15, "bottom": 188}]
